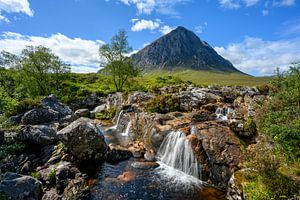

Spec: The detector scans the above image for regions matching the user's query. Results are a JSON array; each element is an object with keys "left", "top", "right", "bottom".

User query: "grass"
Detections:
[{"left": 144, "top": 69, "right": 272, "bottom": 86}]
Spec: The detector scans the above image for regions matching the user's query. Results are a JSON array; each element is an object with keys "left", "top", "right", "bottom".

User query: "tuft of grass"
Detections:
[{"left": 31, "top": 171, "right": 42, "bottom": 180}]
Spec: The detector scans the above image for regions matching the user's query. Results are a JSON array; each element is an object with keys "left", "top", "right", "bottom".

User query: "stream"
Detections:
[{"left": 90, "top": 116, "right": 226, "bottom": 200}]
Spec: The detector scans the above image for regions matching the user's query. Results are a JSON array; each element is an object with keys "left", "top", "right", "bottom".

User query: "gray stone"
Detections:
[
  {"left": 57, "top": 118, "right": 107, "bottom": 161},
  {"left": 74, "top": 109, "right": 90, "bottom": 118},
  {"left": 18, "top": 125, "right": 58, "bottom": 145},
  {"left": 21, "top": 108, "right": 59, "bottom": 125},
  {"left": 0, "top": 172, "right": 43, "bottom": 200},
  {"left": 42, "top": 94, "right": 73, "bottom": 117}
]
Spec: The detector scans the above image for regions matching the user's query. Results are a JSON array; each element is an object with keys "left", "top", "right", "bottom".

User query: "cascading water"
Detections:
[
  {"left": 121, "top": 121, "right": 131, "bottom": 136},
  {"left": 111, "top": 110, "right": 124, "bottom": 129},
  {"left": 156, "top": 131, "right": 201, "bottom": 183},
  {"left": 215, "top": 106, "right": 233, "bottom": 121}
]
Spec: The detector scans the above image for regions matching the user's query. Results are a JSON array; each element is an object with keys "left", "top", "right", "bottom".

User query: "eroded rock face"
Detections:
[
  {"left": 21, "top": 108, "right": 59, "bottom": 125},
  {"left": 107, "top": 93, "right": 123, "bottom": 109},
  {"left": 18, "top": 125, "right": 58, "bottom": 145},
  {"left": 42, "top": 94, "right": 73, "bottom": 117},
  {"left": 0, "top": 172, "right": 43, "bottom": 200},
  {"left": 57, "top": 117, "right": 107, "bottom": 161}
]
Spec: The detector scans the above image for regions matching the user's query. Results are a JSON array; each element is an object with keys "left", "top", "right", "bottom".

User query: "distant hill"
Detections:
[{"left": 131, "top": 26, "right": 243, "bottom": 74}]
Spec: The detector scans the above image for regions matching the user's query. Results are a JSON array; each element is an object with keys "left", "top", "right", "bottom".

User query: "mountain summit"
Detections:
[{"left": 131, "top": 26, "right": 241, "bottom": 73}]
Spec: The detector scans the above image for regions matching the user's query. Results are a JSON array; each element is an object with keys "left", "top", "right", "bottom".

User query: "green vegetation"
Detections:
[
  {"left": 147, "top": 94, "right": 180, "bottom": 114},
  {"left": 48, "top": 168, "right": 57, "bottom": 186},
  {"left": 31, "top": 171, "right": 42, "bottom": 180},
  {"left": 240, "top": 63, "right": 300, "bottom": 199},
  {"left": 99, "top": 30, "right": 140, "bottom": 92},
  {"left": 94, "top": 107, "right": 117, "bottom": 120},
  {"left": 0, "top": 143, "right": 27, "bottom": 161},
  {"left": 145, "top": 69, "right": 271, "bottom": 87}
]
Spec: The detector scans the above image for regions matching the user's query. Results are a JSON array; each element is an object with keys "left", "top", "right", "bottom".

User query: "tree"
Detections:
[
  {"left": 20, "top": 46, "right": 70, "bottom": 96},
  {"left": 99, "top": 30, "right": 140, "bottom": 92}
]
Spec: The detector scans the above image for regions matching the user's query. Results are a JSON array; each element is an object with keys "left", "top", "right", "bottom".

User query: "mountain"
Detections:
[{"left": 131, "top": 26, "right": 242, "bottom": 73}]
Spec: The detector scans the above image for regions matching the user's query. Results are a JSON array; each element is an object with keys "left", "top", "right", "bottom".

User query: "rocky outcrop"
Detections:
[
  {"left": 57, "top": 117, "right": 107, "bottom": 161},
  {"left": 0, "top": 172, "right": 43, "bottom": 200},
  {"left": 21, "top": 108, "right": 59, "bottom": 125},
  {"left": 42, "top": 94, "right": 73, "bottom": 117},
  {"left": 17, "top": 125, "right": 58, "bottom": 145},
  {"left": 106, "top": 93, "right": 123, "bottom": 109}
]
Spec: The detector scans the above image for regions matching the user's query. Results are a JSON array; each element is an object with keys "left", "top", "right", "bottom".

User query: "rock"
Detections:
[
  {"left": 8, "top": 114, "right": 23, "bottom": 124},
  {"left": 190, "top": 110, "right": 213, "bottom": 122},
  {"left": 227, "top": 173, "right": 244, "bottom": 200},
  {"left": 55, "top": 162, "right": 75, "bottom": 194},
  {"left": 42, "top": 94, "right": 73, "bottom": 117},
  {"left": 127, "top": 92, "right": 153, "bottom": 104},
  {"left": 0, "top": 172, "right": 43, "bottom": 200},
  {"left": 20, "top": 161, "right": 31, "bottom": 174},
  {"left": 179, "top": 88, "right": 207, "bottom": 111},
  {"left": 117, "top": 171, "right": 135, "bottom": 182},
  {"left": 104, "top": 149, "right": 132, "bottom": 163},
  {"left": 144, "top": 150, "right": 156, "bottom": 162},
  {"left": 92, "top": 104, "right": 106, "bottom": 113},
  {"left": 17, "top": 125, "right": 58, "bottom": 145},
  {"left": 21, "top": 108, "right": 59, "bottom": 125},
  {"left": 131, "top": 161, "right": 159, "bottom": 169},
  {"left": 63, "top": 177, "right": 90, "bottom": 200},
  {"left": 57, "top": 117, "right": 107, "bottom": 161},
  {"left": 70, "top": 93, "right": 106, "bottom": 111},
  {"left": 42, "top": 189, "right": 62, "bottom": 200},
  {"left": 196, "top": 121, "right": 242, "bottom": 189},
  {"left": 106, "top": 93, "right": 123, "bottom": 109},
  {"left": 74, "top": 109, "right": 90, "bottom": 118}
]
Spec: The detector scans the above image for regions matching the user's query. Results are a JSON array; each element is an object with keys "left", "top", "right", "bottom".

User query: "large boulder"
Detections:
[
  {"left": 21, "top": 108, "right": 59, "bottom": 125},
  {"left": 0, "top": 172, "right": 43, "bottom": 200},
  {"left": 57, "top": 118, "right": 107, "bottom": 161},
  {"left": 42, "top": 94, "right": 73, "bottom": 117},
  {"left": 70, "top": 93, "right": 106, "bottom": 111},
  {"left": 127, "top": 92, "right": 154, "bottom": 105},
  {"left": 179, "top": 88, "right": 207, "bottom": 112},
  {"left": 17, "top": 125, "right": 58, "bottom": 145}
]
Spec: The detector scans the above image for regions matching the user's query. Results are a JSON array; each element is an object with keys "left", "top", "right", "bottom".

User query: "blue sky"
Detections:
[{"left": 0, "top": 0, "right": 299, "bottom": 75}]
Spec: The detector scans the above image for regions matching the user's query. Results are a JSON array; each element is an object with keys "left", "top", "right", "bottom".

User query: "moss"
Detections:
[
  {"left": 244, "top": 118, "right": 257, "bottom": 137},
  {"left": 31, "top": 171, "right": 42, "bottom": 180},
  {"left": 94, "top": 107, "right": 116, "bottom": 120},
  {"left": 146, "top": 94, "right": 180, "bottom": 114}
]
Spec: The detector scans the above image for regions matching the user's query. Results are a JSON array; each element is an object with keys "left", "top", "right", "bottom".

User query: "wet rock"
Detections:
[
  {"left": 131, "top": 161, "right": 159, "bottom": 169},
  {"left": 104, "top": 149, "right": 132, "bottom": 163},
  {"left": 0, "top": 172, "right": 43, "bottom": 200},
  {"left": 144, "top": 150, "right": 156, "bottom": 162},
  {"left": 42, "top": 94, "right": 73, "bottom": 117},
  {"left": 63, "top": 177, "right": 90, "bottom": 200},
  {"left": 74, "top": 109, "right": 90, "bottom": 118},
  {"left": 21, "top": 108, "right": 59, "bottom": 125},
  {"left": 57, "top": 117, "right": 107, "bottom": 161},
  {"left": 18, "top": 125, "right": 58, "bottom": 145},
  {"left": 117, "top": 171, "right": 136, "bottom": 182}
]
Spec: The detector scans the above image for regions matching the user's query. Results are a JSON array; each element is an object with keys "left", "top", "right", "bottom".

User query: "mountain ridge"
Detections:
[{"left": 131, "top": 26, "right": 243, "bottom": 74}]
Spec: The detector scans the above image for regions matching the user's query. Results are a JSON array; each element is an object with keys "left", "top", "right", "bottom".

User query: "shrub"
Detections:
[
  {"left": 6, "top": 97, "right": 42, "bottom": 117},
  {"left": 0, "top": 143, "right": 27, "bottom": 161},
  {"left": 147, "top": 94, "right": 180, "bottom": 114}
]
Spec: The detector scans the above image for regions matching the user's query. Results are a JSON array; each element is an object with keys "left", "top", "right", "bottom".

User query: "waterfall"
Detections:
[
  {"left": 157, "top": 131, "right": 200, "bottom": 179},
  {"left": 111, "top": 110, "right": 124, "bottom": 129},
  {"left": 215, "top": 106, "right": 233, "bottom": 121},
  {"left": 121, "top": 121, "right": 131, "bottom": 136}
]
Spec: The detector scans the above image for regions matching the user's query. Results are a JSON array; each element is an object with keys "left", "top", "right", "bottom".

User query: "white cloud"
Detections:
[
  {"left": 273, "top": 0, "right": 295, "bottom": 7},
  {"left": 0, "top": 32, "right": 105, "bottom": 73},
  {"left": 0, "top": 0, "right": 33, "bottom": 16},
  {"left": 117, "top": 0, "right": 188, "bottom": 16},
  {"left": 219, "top": 0, "right": 295, "bottom": 9},
  {"left": 131, "top": 19, "right": 160, "bottom": 31},
  {"left": 219, "top": 0, "right": 241, "bottom": 9},
  {"left": 214, "top": 36, "right": 300, "bottom": 76},
  {"left": 0, "top": 12, "right": 9, "bottom": 23},
  {"left": 159, "top": 25, "right": 174, "bottom": 34},
  {"left": 195, "top": 22, "right": 208, "bottom": 34}
]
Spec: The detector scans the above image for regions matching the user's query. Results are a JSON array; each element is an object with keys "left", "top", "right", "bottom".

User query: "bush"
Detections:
[
  {"left": 6, "top": 97, "right": 42, "bottom": 117},
  {"left": 0, "top": 143, "right": 27, "bottom": 161},
  {"left": 147, "top": 94, "right": 180, "bottom": 114},
  {"left": 95, "top": 107, "right": 117, "bottom": 120}
]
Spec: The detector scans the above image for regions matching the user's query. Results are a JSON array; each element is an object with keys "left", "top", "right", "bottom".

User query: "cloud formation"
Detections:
[
  {"left": 0, "top": 32, "right": 105, "bottom": 73},
  {"left": 219, "top": 0, "right": 295, "bottom": 9},
  {"left": 131, "top": 19, "right": 160, "bottom": 31},
  {"left": 117, "top": 0, "right": 188, "bottom": 16},
  {"left": 215, "top": 36, "right": 300, "bottom": 75},
  {"left": 0, "top": 0, "right": 33, "bottom": 16}
]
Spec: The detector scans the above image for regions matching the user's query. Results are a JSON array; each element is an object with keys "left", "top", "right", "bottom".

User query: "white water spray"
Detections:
[
  {"left": 121, "top": 121, "right": 131, "bottom": 136},
  {"left": 157, "top": 131, "right": 200, "bottom": 179},
  {"left": 111, "top": 110, "right": 124, "bottom": 129},
  {"left": 215, "top": 106, "right": 233, "bottom": 121}
]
